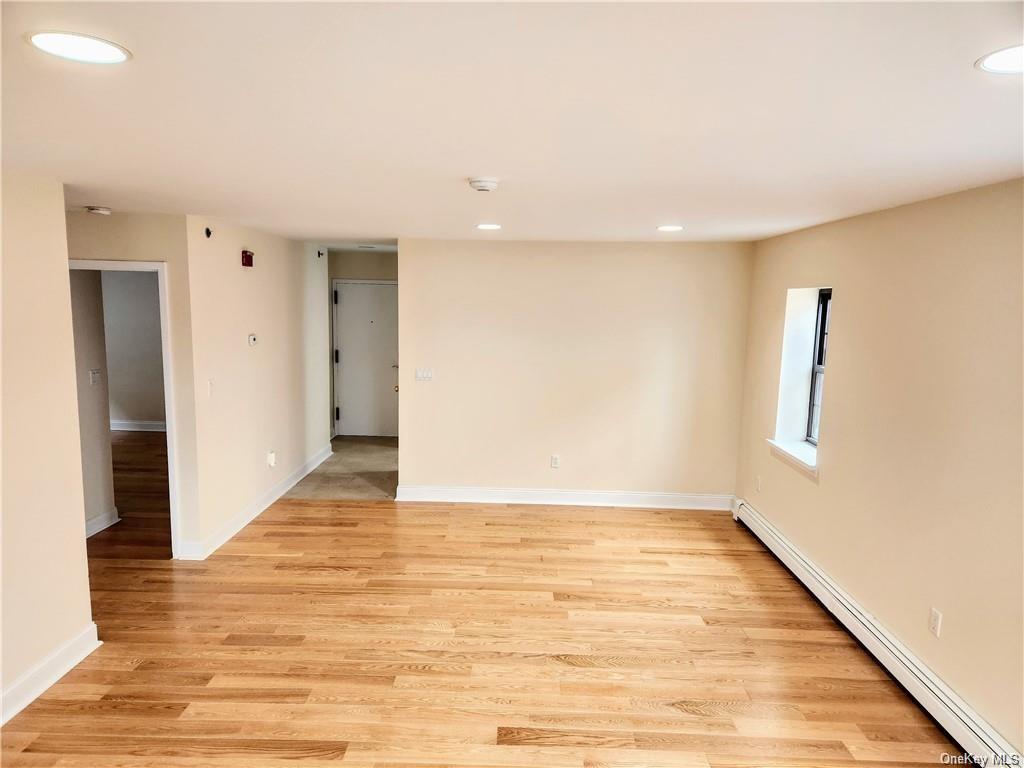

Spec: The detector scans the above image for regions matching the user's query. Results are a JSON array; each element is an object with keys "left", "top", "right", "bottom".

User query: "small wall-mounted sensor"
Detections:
[
  {"left": 468, "top": 176, "right": 499, "bottom": 192},
  {"left": 241, "top": 250, "right": 254, "bottom": 267},
  {"left": 247, "top": 334, "right": 257, "bottom": 347}
]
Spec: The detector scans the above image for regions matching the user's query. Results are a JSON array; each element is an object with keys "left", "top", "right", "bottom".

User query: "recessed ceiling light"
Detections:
[
  {"left": 657, "top": 224, "right": 684, "bottom": 232},
  {"left": 976, "top": 44, "right": 1023, "bottom": 74},
  {"left": 477, "top": 223, "right": 501, "bottom": 231},
  {"left": 28, "top": 31, "right": 130, "bottom": 64}
]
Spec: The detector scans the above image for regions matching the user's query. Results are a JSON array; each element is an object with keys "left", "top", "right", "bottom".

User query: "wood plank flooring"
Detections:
[
  {"left": 88, "top": 430, "right": 172, "bottom": 559},
  {"left": 2, "top": 440, "right": 961, "bottom": 766}
]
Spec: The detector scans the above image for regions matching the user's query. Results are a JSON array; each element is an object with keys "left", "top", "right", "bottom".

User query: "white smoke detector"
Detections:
[
  {"left": 468, "top": 176, "right": 499, "bottom": 192},
  {"left": 85, "top": 206, "right": 112, "bottom": 215}
]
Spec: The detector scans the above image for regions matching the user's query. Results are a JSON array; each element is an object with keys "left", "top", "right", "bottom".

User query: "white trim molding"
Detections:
[
  {"left": 84, "top": 507, "right": 120, "bottom": 538},
  {"left": 177, "top": 444, "right": 333, "bottom": 560},
  {"left": 109, "top": 419, "right": 166, "bottom": 432},
  {"left": 396, "top": 485, "right": 733, "bottom": 510},
  {"left": 733, "top": 498, "right": 1020, "bottom": 766},
  {"left": 1, "top": 623, "right": 101, "bottom": 725}
]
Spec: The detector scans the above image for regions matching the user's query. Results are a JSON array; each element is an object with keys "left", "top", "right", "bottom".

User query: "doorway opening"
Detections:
[
  {"left": 69, "top": 260, "right": 182, "bottom": 558},
  {"left": 288, "top": 264, "right": 399, "bottom": 500}
]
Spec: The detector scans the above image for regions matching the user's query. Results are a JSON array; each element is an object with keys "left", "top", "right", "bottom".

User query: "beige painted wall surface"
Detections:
[
  {"left": 66, "top": 211, "right": 200, "bottom": 544},
  {"left": 69, "top": 270, "right": 116, "bottom": 525},
  {"left": 398, "top": 239, "right": 753, "bottom": 493},
  {"left": 329, "top": 249, "right": 398, "bottom": 281},
  {"left": 736, "top": 179, "right": 1024, "bottom": 750},
  {"left": 2, "top": 174, "right": 95, "bottom": 688},
  {"left": 185, "top": 219, "right": 329, "bottom": 542},
  {"left": 102, "top": 271, "right": 165, "bottom": 424}
]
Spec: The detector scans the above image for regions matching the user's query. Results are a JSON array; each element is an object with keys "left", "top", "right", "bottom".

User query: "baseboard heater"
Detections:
[{"left": 732, "top": 499, "right": 1019, "bottom": 766}]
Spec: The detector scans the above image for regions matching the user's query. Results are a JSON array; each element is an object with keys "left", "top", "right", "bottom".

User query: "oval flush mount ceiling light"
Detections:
[
  {"left": 477, "top": 223, "right": 502, "bottom": 231},
  {"left": 28, "top": 31, "right": 130, "bottom": 64},
  {"left": 976, "top": 44, "right": 1023, "bottom": 74},
  {"left": 657, "top": 224, "right": 684, "bottom": 232}
]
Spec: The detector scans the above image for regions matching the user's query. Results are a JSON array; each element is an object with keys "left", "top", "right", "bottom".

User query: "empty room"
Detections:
[{"left": 1, "top": 3, "right": 1021, "bottom": 767}]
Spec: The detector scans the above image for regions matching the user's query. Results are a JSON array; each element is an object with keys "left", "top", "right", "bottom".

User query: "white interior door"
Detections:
[{"left": 333, "top": 280, "right": 398, "bottom": 436}]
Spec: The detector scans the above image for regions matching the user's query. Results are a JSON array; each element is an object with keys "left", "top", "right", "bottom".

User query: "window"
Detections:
[{"left": 805, "top": 288, "right": 831, "bottom": 445}]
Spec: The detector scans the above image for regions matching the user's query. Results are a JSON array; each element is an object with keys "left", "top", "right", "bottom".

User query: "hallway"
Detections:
[{"left": 286, "top": 435, "right": 398, "bottom": 501}]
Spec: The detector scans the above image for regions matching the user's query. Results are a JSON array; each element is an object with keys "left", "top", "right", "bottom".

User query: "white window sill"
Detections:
[{"left": 767, "top": 438, "right": 819, "bottom": 478}]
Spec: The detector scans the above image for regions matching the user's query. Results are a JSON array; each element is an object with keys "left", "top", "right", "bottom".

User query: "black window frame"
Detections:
[{"left": 806, "top": 288, "right": 831, "bottom": 445}]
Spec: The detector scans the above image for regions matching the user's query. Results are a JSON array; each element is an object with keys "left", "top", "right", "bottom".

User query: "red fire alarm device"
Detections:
[{"left": 241, "top": 250, "right": 254, "bottom": 267}]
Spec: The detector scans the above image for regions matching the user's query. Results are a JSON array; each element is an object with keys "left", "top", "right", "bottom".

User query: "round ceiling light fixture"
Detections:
[
  {"left": 976, "top": 44, "right": 1023, "bottom": 74},
  {"left": 28, "top": 31, "right": 130, "bottom": 64},
  {"left": 476, "top": 223, "right": 502, "bottom": 231},
  {"left": 657, "top": 224, "right": 684, "bottom": 232}
]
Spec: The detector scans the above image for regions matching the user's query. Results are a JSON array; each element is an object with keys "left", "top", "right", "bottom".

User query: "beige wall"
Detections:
[
  {"left": 736, "top": 179, "right": 1023, "bottom": 750},
  {"left": 398, "top": 239, "right": 753, "bottom": 493},
  {"left": 69, "top": 270, "right": 116, "bottom": 526},
  {"left": 102, "top": 271, "right": 165, "bottom": 424},
  {"left": 329, "top": 249, "right": 397, "bottom": 281},
  {"left": 2, "top": 173, "right": 95, "bottom": 691},
  {"left": 185, "top": 219, "right": 330, "bottom": 542},
  {"left": 66, "top": 211, "right": 201, "bottom": 544}
]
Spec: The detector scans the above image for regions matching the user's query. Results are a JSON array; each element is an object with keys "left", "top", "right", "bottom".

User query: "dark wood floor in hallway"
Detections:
[
  {"left": 2, "top": 438, "right": 959, "bottom": 766},
  {"left": 88, "top": 430, "right": 172, "bottom": 560}
]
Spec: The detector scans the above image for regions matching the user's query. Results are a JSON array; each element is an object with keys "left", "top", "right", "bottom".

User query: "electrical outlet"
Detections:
[
  {"left": 550, "top": 454, "right": 560, "bottom": 469},
  {"left": 267, "top": 451, "right": 277, "bottom": 468},
  {"left": 756, "top": 475, "right": 762, "bottom": 492},
  {"left": 929, "top": 607, "right": 942, "bottom": 638}
]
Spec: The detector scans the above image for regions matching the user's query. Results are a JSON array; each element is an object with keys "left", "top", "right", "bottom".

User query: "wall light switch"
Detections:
[
  {"left": 929, "top": 607, "right": 942, "bottom": 638},
  {"left": 550, "top": 454, "right": 560, "bottom": 469},
  {"left": 267, "top": 451, "right": 277, "bottom": 468},
  {"left": 415, "top": 368, "right": 433, "bottom": 381},
  {"left": 89, "top": 369, "right": 101, "bottom": 386}
]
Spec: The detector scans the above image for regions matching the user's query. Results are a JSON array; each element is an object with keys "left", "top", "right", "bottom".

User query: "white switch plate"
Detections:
[
  {"left": 267, "top": 451, "right": 277, "bottom": 468},
  {"left": 89, "top": 369, "right": 101, "bottom": 386},
  {"left": 929, "top": 607, "right": 942, "bottom": 638},
  {"left": 550, "top": 454, "right": 560, "bottom": 469},
  {"left": 415, "top": 368, "right": 433, "bottom": 381}
]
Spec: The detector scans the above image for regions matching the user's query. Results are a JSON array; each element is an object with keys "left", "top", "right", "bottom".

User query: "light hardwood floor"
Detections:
[{"left": 2, "top": 441, "right": 960, "bottom": 766}]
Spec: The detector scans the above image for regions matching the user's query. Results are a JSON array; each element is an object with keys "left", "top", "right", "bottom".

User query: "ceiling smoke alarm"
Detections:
[
  {"left": 468, "top": 176, "right": 499, "bottom": 192},
  {"left": 85, "top": 206, "right": 112, "bottom": 215}
]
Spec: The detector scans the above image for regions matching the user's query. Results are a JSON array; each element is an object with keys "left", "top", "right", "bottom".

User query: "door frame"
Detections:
[
  {"left": 331, "top": 278, "right": 398, "bottom": 438},
  {"left": 69, "top": 259, "right": 184, "bottom": 559}
]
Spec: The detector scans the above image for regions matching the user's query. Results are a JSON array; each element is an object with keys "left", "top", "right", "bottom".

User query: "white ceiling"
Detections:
[{"left": 3, "top": 2, "right": 1021, "bottom": 242}]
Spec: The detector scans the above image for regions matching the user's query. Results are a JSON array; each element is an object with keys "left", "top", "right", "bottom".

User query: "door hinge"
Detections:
[
  {"left": 334, "top": 349, "right": 339, "bottom": 364},
  {"left": 333, "top": 289, "right": 338, "bottom": 304},
  {"left": 335, "top": 406, "right": 340, "bottom": 420}
]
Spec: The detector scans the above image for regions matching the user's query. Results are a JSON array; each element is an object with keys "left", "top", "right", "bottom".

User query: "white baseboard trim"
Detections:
[
  {"left": 84, "top": 507, "right": 120, "bottom": 538},
  {"left": 1, "top": 622, "right": 101, "bottom": 725},
  {"left": 176, "top": 443, "right": 333, "bottom": 560},
  {"left": 395, "top": 484, "right": 733, "bottom": 511},
  {"left": 110, "top": 419, "right": 166, "bottom": 432},
  {"left": 733, "top": 498, "right": 1020, "bottom": 765}
]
